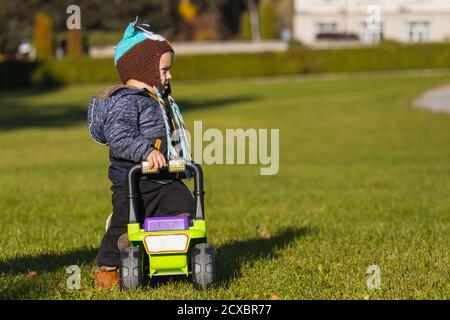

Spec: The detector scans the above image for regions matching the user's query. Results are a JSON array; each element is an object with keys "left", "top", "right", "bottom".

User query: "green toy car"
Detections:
[{"left": 119, "top": 159, "right": 217, "bottom": 290}]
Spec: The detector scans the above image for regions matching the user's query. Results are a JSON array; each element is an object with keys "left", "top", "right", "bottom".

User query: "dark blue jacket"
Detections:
[{"left": 87, "top": 85, "right": 176, "bottom": 183}]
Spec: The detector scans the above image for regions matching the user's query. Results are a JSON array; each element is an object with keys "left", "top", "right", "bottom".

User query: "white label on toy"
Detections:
[{"left": 144, "top": 234, "right": 189, "bottom": 253}]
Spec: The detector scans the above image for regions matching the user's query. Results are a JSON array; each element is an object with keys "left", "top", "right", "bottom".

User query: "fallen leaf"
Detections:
[{"left": 259, "top": 229, "right": 271, "bottom": 239}]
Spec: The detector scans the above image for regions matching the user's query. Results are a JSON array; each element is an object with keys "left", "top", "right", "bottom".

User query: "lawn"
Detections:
[{"left": 0, "top": 71, "right": 449, "bottom": 299}]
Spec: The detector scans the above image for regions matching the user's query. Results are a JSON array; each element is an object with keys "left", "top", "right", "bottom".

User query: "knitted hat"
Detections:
[{"left": 114, "top": 19, "right": 174, "bottom": 93}]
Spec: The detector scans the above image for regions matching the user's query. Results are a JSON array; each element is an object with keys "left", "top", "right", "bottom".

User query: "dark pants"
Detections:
[{"left": 96, "top": 177, "right": 194, "bottom": 267}]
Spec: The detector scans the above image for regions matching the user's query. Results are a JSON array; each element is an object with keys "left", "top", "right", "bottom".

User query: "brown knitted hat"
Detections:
[
  {"left": 116, "top": 39, "right": 173, "bottom": 93},
  {"left": 114, "top": 22, "right": 174, "bottom": 93}
]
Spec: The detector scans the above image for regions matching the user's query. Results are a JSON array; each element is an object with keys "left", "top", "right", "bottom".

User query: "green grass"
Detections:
[{"left": 0, "top": 71, "right": 449, "bottom": 299}]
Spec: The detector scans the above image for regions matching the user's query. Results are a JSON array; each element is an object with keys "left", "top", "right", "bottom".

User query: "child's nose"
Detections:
[{"left": 167, "top": 71, "right": 172, "bottom": 81}]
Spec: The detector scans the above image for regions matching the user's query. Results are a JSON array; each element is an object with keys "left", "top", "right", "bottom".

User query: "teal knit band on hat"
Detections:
[{"left": 114, "top": 22, "right": 148, "bottom": 66}]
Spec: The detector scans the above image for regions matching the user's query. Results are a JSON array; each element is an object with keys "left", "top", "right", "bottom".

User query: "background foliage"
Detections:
[{"left": 1, "top": 41, "right": 449, "bottom": 87}]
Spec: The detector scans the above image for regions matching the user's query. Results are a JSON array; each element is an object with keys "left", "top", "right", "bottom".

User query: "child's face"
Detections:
[{"left": 160, "top": 51, "right": 174, "bottom": 96}]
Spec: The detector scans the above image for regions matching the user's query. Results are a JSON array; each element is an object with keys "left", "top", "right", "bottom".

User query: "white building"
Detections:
[{"left": 293, "top": 0, "right": 450, "bottom": 46}]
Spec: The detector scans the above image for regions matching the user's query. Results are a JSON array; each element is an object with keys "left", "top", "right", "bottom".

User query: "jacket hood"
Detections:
[{"left": 87, "top": 85, "right": 147, "bottom": 145}]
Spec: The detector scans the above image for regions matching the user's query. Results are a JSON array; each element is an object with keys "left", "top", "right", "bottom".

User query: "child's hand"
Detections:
[{"left": 146, "top": 149, "right": 167, "bottom": 170}]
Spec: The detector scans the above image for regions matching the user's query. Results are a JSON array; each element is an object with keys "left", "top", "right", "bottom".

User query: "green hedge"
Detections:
[{"left": 1, "top": 42, "right": 450, "bottom": 87}]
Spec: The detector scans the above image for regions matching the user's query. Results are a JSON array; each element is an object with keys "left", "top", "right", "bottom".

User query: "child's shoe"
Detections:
[{"left": 95, "top": 266, "right": 120, "bottom": 289}]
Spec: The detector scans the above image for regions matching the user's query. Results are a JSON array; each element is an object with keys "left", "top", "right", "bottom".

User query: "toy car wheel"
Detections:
[
  {"left": 191, "top": 243, "right": 217, "bottom": 290},
  {"left": 120, "top": 246, "right": 144, "bottom": 289}
]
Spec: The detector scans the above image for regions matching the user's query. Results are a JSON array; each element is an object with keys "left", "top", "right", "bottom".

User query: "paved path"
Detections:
[{"left": 413, "top": 85, "right": 450, "bottom": 115}]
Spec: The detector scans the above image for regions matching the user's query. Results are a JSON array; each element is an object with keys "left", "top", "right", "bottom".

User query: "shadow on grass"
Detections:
[
  {"left": 0, "top": 84, "right": 64, "bottom": 97},
  {"left": 0, "top": 87, "right": 258, "bottom": 132},
  {"left": 0, "top": 247, "right": 98, "bottom": 276},
  {"left": 0, "top": 227, "right": 312, "bottom": 297},
  {"left": 0, "top": 247, "right": 97, "bottom": 299},
  {"left": 216, "top": 226, "right": 314, "bottom": 288},
  {"left": 0, "top": 270, "right": 71, "bottom": 300},
  {"left": 150, "top": 226, "right": 315, "bottom": 289},
  {"left": 0, "top": 103, "right": 88, "bottom": 132}
]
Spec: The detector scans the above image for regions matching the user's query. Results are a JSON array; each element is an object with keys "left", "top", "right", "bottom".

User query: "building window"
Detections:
[
  {"left": 317, "top": 22, "right": 338, "bottom": 34},
  {"left": 316, "top": 22, "right": 358, "bottom": 41},
  {"left": 408, "top": 22, "right": 430, "bottom": 43}
]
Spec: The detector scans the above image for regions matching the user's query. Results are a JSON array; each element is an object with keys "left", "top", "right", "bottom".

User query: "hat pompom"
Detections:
[{"left": 123, "top": 22, "right": 137, "bottom": 40}]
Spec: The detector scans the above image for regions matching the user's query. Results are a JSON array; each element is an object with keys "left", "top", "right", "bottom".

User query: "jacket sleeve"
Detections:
[{"left": 103, "top": 96, "right": 155, "bottom": 162}]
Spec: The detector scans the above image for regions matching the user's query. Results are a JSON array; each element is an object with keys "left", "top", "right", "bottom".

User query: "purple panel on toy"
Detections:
[{"left": 143, "top": 216, "right": 190, "bottom": 232}]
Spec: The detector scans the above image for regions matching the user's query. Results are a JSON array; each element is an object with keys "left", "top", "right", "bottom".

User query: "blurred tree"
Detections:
[
  {"left": 67, "top": 29, "right": 83, "bottom": 57},
  {"left": 178, "top": 0, "right": 197, "bottom": 22},
  {"left": 33, "top": 11, "right": 53, "bottom": 60},
  {"left": 177, "top": 0, "right": 197, "bottom": 40},
  {"left": 239, "top": 11, "right": 252, "bottom": 40},
  {"left": 178, "top": 0, "right": 221, "bottom": 41},
  {"left": 0, "top": 0, "right": 272, "bottom": 56},
  {"left": 259, "top": 0, "right": 276, "bottom": 40},
  {"left": 0, "top": 1, "right": 36, "bottom": 56},
  {"left": 216, "top": 0, "right": 248, "bottom": 39},
  {"left": 275, "top": 0, "right": 293, "bottom": 32},
  {"left": 192, "top": 11, "right": 220, "bottom": 41}
]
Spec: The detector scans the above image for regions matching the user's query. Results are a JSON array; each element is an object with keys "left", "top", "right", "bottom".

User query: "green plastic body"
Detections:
[{"left": 127, "top": 220, "right": 207, "bottom": 278}]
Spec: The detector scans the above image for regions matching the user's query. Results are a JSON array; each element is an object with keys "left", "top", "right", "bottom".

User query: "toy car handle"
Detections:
[{"left": 127, "top": 160, "right": 205, "bottom": 224}]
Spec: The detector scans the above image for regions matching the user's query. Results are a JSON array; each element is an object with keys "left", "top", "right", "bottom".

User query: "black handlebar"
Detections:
[{"left": 127, "top": 161, "right": 205, "bottom": 224}]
